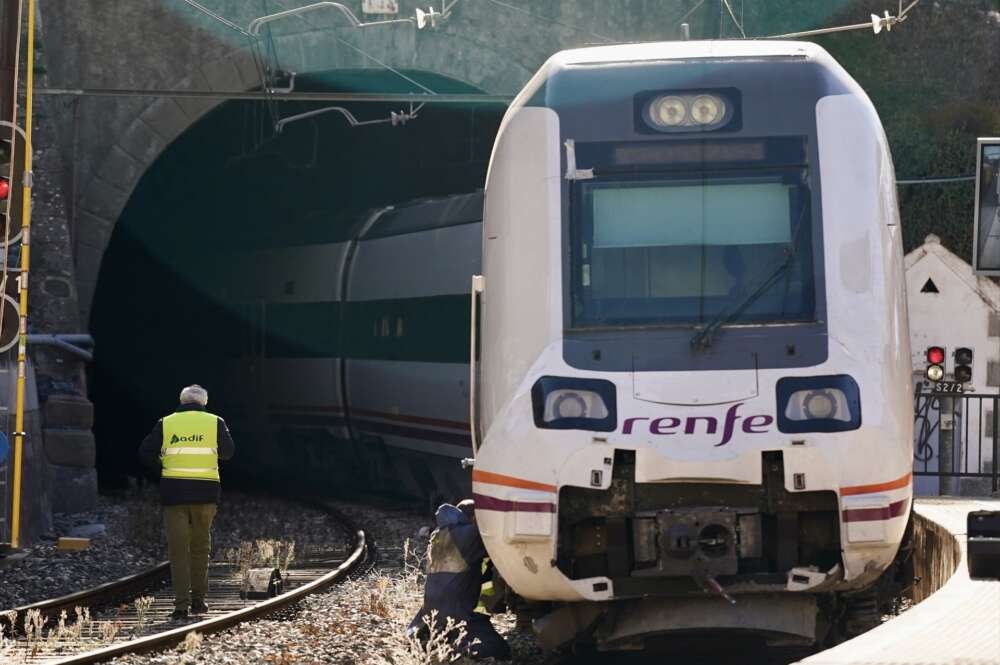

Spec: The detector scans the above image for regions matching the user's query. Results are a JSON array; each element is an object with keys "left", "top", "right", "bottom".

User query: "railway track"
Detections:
[{"left": 2, "top": 503, "right": 370, "bottom": 664}]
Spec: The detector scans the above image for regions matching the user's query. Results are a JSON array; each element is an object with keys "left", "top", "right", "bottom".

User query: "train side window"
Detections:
[
  {"left": 381, "top": 316, "right": 390, "bottom": 337},
  {"left": 396, "top": 316, "right": 404, "bottom": 337}
]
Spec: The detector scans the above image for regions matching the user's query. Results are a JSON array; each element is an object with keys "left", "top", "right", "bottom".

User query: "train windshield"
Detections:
[{"left": 571, "top": 168, "right": 815, "bottom": 329}]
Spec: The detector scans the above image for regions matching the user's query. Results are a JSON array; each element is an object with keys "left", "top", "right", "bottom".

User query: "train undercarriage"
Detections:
[{"left": 490, "top": 450, "right": 914, "bottom": 652}]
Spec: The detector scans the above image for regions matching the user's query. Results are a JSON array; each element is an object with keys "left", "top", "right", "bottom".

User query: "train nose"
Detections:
[{"left": 632, "top": 360, "right": 759, "bottom": 405}]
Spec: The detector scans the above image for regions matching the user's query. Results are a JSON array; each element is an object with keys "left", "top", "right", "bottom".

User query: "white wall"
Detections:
[{"left": 905, "top": 243, "right": 999, "bottom": 494}]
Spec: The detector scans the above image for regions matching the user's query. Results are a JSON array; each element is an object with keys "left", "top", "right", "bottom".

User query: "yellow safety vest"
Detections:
[{"left": 160, "top": 411, "right": 220, "bottom": 481}]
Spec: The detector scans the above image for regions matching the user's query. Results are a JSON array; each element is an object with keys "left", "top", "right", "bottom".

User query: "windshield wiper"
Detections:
[{"left": 690, "top": 250, "right": 796, "bottom": 350}]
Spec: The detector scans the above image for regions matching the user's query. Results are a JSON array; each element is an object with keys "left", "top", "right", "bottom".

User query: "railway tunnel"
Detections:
[
  {"left": 7, "top": 0, "right": 864, "bottom": 534},
  {"left": 88, "top": 70, "right": 504, "bottom": 494}
]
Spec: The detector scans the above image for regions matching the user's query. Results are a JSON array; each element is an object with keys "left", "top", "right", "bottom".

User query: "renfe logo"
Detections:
[
  {"left": 170, "top": 434, "right": 205, "bottom": 444},
  {"left": 622, "top": 402, "right": 774, "bottom": 447}
]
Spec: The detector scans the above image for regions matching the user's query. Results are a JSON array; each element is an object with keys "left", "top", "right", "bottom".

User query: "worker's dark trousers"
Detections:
[{"left": 164, "top": 503, "right": 217, "bottom": 611}]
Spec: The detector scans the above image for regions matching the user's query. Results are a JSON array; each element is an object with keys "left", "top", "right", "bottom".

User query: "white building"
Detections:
[{"left": 904, "top": 234, "right": 999, "bottom": 495}]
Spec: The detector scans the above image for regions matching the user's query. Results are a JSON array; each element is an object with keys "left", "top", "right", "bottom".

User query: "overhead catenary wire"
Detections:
[
  {"left": 480, "top": 0, "right": 614, "bottom": 43},
  {"left": 245, "top": 1, "right": 416, "bottom": 35},
  {"left": 35, "top": 87, "right": 507, "bottom": 103},
  {"left": 678, "top": 0, "right": 708, "bottom": 26},
  {"left": 896, "top": 175, "right": 976, "bottom": 185},
  {"left": 269, "top": 9, "right": 438, "bottom": 133},
  {"left": 275, "top": 102, "right": 425, "bottom": 132},
  {"left": 331, "top": 35, "right": 436, "bottom": 95},
  {"left": 720, "top": 0, "right": 746, "bottom": 38},
  {"left": 766, "top": 0, "right": 920, "bottom": 39},
  {"left": 180, "top": 0, "right": 251, "bottom": 35},
  {"left": 176, "top": 0, "right": 442, "bottom": 133}
]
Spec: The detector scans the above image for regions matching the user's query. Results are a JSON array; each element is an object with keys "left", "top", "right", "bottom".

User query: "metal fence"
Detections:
[{"left": 914, "top": 389, "right": 1000, "bottom": 495}]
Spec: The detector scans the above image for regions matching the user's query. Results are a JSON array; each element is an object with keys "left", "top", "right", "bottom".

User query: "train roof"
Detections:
[
  {"left": 363, "top": 191, "right": 483, "bottom": 240},
  {"left": 510, "top": 38, "right": 859, "bottom": 115},
  {"left": 551, "top": 40, "right": 824, "bottom": 66}
]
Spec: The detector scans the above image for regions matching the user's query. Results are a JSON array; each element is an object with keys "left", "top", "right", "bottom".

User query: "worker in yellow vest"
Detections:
[{"left": 137, "top": 384, "right": 235, "bottom": 620}]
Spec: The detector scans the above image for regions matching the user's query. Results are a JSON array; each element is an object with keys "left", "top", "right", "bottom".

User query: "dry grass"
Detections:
[
  {"left": 225, "top": 539, "right": 297, "bottom": 596},
  {"left": 0, "top": 609, "right": 16, "bottom": 658},
  {"left": 325, "top": 538, "right": 480, "bottom": 664}
]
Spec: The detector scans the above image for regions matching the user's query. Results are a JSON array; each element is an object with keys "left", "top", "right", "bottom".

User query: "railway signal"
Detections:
[
  {"left": 925, "top": 345, "right": 945, "bottom": 381},
  {"left": 954, "top": 347, "right": 973, "bottom": 383},
  {"left": 0, "top": 130, "right": 25, "bottom": 244},
  {"left": 0, "top": 135, "right": 10, "bottom": 212}
]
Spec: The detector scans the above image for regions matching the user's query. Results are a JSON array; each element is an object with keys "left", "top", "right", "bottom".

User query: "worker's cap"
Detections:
[
  {"left": 457, "top": 499, "right": 475, "bottom": 520},
  {"left": 179, "top": 384, "right": 208, "bottom": 406}
]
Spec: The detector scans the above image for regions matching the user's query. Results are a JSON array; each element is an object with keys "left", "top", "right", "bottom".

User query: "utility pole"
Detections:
[
  {"left": 10, "top": 0, "right": 35, "bottom": 550},
  {"left": 0, "top": 0, "right": 23, "bottom": 549},
  {"left": 939, "top": 396, "right": 956, "bottom": 495}
]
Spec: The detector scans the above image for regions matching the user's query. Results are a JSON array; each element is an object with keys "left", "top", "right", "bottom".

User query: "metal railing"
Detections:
[{"left": 913, "top": 389, "right": 1000, "bottom": 494}]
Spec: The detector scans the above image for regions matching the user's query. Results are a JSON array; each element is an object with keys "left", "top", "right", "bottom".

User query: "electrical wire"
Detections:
[
  {"left": 767, "top": 0, "right": 920, "bottom": 39},
  {"left": 480, "top": 0, "right": 614, "bottom": 43},
  {"left": 180, "top": 0, "right": 251, "bottom": 35},
  {"left": 678, "top": 0, "right": 708, "bottom": 26},
  {"left": 333, "top": 35, "right": 436, "bottom": 94},
  {"left": 896, "top": 176, "right": 975, "bottom": 185},
  {"left": 721, "top": 0, "right": 746, "bottom": 38}
]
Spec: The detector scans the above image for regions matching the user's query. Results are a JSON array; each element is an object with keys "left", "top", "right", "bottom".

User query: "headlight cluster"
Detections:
[
  {"left": 543, "top": 389, "right": 610, "bottom": 422},
  {"left": 784, "top": 388, "right": 851, "bottom": 422},
  {"left": 643, "top": 92, "right": 732, "bottom": 131},
  {"left": 776, "top": 375, "right": 861, "bottom": 433},
  {"left": 531, "top": 377, "right": 617, "bottom": 431}
]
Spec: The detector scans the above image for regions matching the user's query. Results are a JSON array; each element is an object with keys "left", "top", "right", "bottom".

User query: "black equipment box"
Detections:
[{"left": 967, "top": 511, "right": 1000, "bottom": 580}]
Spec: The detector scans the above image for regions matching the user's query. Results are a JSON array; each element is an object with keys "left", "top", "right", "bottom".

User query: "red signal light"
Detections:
[
  {"left": 0, "top": 177, "right": 9, "bottom": 201},
  {"left": 926, "top": 346, "right": 945, "bottom": 365}
]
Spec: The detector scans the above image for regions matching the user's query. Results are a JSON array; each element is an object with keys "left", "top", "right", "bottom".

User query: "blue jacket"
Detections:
[{"left": 409, "top": 504, "right": 487, "bottom": 630}]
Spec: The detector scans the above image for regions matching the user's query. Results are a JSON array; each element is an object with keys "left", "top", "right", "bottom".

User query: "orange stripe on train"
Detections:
[
  {"left": 474, "top": 470, "right": 911, "bottom": 498},
  {"left": 472, "top": 470, "right": 557, "bottom": 494},
  {"left": 840, "top": 472, "right": 912, "bottom": 496}
]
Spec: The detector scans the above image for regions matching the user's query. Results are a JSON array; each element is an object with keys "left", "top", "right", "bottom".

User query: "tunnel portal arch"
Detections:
[
  {"left": 73, "top": 41, "right": 526, "bottom": 323},
  {"left": 41, "top": 0, "right": 858, "bottom": 323}
]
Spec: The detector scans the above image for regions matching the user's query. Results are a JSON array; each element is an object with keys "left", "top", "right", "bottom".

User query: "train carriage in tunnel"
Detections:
[{"left": 220, "top": 192, "right": 483, "bottom": 501}]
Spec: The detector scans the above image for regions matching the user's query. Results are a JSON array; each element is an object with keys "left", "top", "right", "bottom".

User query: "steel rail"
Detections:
[
  {"left": 5, "top": 502, "right": 370, "bottom": 663},
  {"left": 9, "top": 562, "right": 171, "bottom": 633},
  {"left": 44, "top": 526, "right": 367, "bottom": 665}
]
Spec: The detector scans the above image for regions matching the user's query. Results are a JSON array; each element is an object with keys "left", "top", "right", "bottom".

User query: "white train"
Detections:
[{"left": 471, "top": 41, "right": 913, "bottom": 648}]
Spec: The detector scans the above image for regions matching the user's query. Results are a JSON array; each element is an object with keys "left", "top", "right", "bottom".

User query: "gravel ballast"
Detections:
[
  {"left": 0, "top": 496, "right": 159, "bottom": 610},
  {"left": 105, "top": 501, "right": 545, "bottom": 665},
  {"left": 0, "top": 490, "right": 351, "bottom": 611}
]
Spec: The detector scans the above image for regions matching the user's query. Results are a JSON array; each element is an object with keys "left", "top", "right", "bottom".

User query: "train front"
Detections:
[{"left": 474, "top": 41, "right": 913, "bottom": 648}]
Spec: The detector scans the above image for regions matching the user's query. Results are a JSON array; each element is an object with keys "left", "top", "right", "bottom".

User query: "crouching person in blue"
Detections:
[{"left": 407, "top": 500, "right": 511, "bottom": 661}]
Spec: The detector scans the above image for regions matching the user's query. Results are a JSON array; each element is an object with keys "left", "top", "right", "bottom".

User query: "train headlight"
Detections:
[
  {"left": 690, "top": 95, "right": 724, "bottom": 125},
  {"left": 648, "top": 95, "right": 687, "bottom": 127},
  {"left": 531, "top": 377, "right": 617, "bottom": 432},
  {"left": 546, "top": 390, "right": 608, "bottom": 421},
  {"left": 776, "top": 375, "right": 861, "bottom": 433},
  {"left": 792, "top": 389, "right": 845, "bottom": 421},
  {"left": 639, "top": 90, "right": 736, "bottom": 133}
]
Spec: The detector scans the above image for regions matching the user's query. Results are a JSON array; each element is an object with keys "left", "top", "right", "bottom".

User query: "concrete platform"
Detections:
[{"left": 799, "top": 497, "right": 1000, "bottom": 665}]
